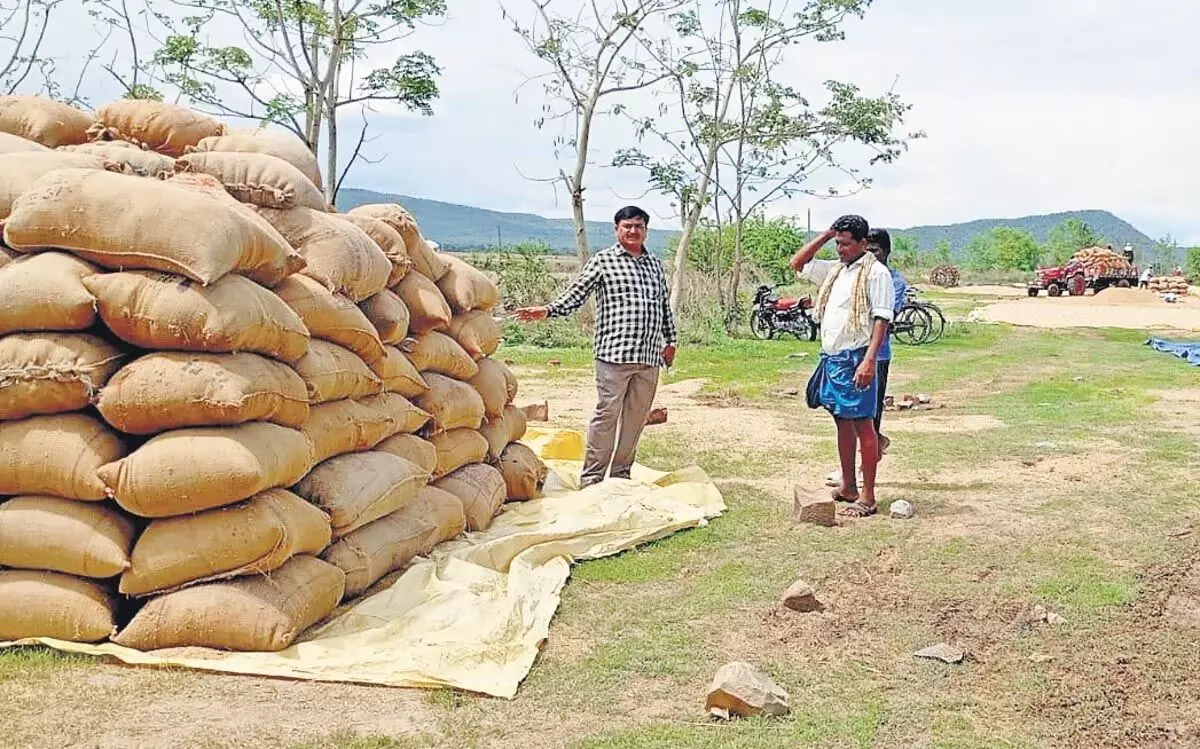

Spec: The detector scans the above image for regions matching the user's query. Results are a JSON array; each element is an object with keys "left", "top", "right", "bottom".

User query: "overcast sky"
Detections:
[{"left": 43, "top": 0, "right": 1200, "bottom": 243}]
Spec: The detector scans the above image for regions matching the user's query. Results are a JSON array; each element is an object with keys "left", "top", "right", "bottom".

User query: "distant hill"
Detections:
[{"left": 336, "top": 188, "right": 1155, "bottom": 259}]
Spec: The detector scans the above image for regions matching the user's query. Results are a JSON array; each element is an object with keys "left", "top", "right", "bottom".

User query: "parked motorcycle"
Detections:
[{"left": 749, "top": 284, "right": 818, "bottom": 341}]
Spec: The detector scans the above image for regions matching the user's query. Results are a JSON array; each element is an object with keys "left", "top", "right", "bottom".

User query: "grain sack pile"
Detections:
[
  {"left": 1148, "top": 276, "right": 1190, "bottom": 295},
  {"left": 0, "top": 95, "right": 548, "bottom": 652},
  {"left": 1070, "top": 246, "right": 1132, "bottom": 275}
]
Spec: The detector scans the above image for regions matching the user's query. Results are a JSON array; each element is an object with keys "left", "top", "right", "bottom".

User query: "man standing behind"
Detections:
[
  {"left": 789, "top": 215, "right": 894, "bottom": 518},
  {"left": 515, "top": 206, "right": 677, "bottom": 488},
  {"left": 866, "top": 228, "right": 908, "bottom": 457}
]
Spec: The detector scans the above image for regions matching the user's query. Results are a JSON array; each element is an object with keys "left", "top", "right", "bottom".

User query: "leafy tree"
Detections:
[
  {"left": 669, "top": 214, "right": 807, "bottom": 284},
  {"left": 990, "top": 227, "right": 1043, "bottom": 271},
  {"left": 963, "top": 233, "right": 994, "bottom": 271},
  {"left": 932, "top": 238, "right": 952, "bottom": 265},
  {"left": 1187, "top": 248, "right": 1200, "bottom": 281},
  {"left": 1152, "top": 235, "right": 1179, "bottom": 272},
  {"left": 890, "top": 235, "right": 919, "bottom": 270},
  {"left": 1045, "top": 218, "right": 1105, "bottom": 264}
]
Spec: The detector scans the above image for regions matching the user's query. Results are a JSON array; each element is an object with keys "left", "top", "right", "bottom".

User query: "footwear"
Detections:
[
  {"left": 839, "top": 500, "right": 877, "bottom": 518},
  {"left": 830, "top": 488, "right": 859, "bottom": 504}
]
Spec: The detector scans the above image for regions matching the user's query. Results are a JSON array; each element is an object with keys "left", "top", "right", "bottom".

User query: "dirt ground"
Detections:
[
  {"left": 938, "top": 284, "right": 1030, "bottom": 297},
  {"left": 975, "top": 287, "right": 1200, "bottom": 331}
]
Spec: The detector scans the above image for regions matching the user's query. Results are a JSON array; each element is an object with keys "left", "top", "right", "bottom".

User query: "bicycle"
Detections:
[{"left": 892, "top": 288, "right": 946, "bottom": 346}]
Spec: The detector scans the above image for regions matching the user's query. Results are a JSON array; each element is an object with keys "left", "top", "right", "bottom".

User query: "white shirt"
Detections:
[{"left": 799, "top": 255, "right": 895, "bottom": 355}]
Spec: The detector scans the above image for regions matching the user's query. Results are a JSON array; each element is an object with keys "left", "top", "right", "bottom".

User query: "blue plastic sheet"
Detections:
[{"left": 1146, "top": 337, "right": 1200, "bottom": 366}]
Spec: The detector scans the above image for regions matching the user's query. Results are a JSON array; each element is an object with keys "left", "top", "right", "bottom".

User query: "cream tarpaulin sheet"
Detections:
[{"left": 0, "top": 428, "right": 725, "bottom": 699}]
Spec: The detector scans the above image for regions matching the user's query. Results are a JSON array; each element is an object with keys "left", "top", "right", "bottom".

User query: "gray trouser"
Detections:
[{"left": 581, "top": 361, "right": 660, "bottom": 486}]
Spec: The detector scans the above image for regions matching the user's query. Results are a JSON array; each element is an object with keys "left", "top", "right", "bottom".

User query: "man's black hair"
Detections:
[
  {"left": 831, "top": 214, "right": 869, "bottom": 241},
  {"left": 614, "top": 205, "right": 651, "bottom": 226},
  {"left": 866, "top": 228, "right": 891, "bottom": 254}
]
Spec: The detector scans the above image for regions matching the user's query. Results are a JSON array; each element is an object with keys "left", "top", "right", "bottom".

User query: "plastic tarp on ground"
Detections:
[
  {"left": 0, "top": 428, "right": 725, "bottom": 699},
  {"left": 1147, "top": 337, "right": 1200, "bottom": 365}
]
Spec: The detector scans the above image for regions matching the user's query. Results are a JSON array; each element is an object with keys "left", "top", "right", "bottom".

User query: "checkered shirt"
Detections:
[{"left": 546, "top": 244, "right": 677, "bottom": 366}]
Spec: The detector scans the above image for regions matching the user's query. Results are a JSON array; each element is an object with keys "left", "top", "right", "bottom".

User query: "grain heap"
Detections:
[
  {"left": 1147, "top": 275, "right": 1190, "bottom": 296},
  {"left": 0, "top": 94, "right": 548, "bottom": 651}
]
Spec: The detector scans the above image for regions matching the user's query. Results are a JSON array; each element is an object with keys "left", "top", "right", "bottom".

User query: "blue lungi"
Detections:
[{"left": 806, "top": 346, "right": 878, "bottom": 420}]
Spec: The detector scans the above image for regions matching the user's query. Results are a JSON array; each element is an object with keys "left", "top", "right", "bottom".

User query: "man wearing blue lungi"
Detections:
[{"left": 789, "top": 215, "right": 895, "bottom": 518}]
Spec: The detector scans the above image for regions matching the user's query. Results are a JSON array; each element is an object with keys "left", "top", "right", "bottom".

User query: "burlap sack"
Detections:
[
  {"left": 437, "top": 255, "right": 500, "bottom": 313},
  {"left": 120, "top": 489, "right": 331, "bottom": 597},
  {"left": 291, "top": 339, "right": 382, "bottom": 404},
  {"left": 0, "top": 151, "right": 114, "bottom": 219},
  {"left": 374, "top": 433, "right": 437, "bottom": 476},
  {"left": 0, "top": 496, "right": 136, "bottom": 578},
  {"left": 302, "top": 398, "right": 399, "bottom": 464},
  {"left": 415, "top": 374, "right": 485, "bottom": 433},
  {"left": 0, "top": 413, "right": 128, "bottom": 500},
  {"left": 433, "top": 463, "right": 506, "bottom": 532},
  {"left": 359, "top": 289, "right": 410, "bottom": 344},
  {"left": 321, "top": 485, "right": 465, "bottom": 597},
  {"left": 96, "top": 352, "right": 309, "bottom": 435},
  {"left": 256, "top": 206, "right": 391, "bottom": 302},
  {"left": 469, "top": 358, "right": 513, "bottom": 419},
  {"left": 0, "top": 252, "right": 100, "bottom": 336},
  {"left": 0, "top": 570, "right": 116, "bottom": 642},
  {"left": 359, "top": 391, "right": 432, "bottom": 435},
  {"left": 502, "top": 359, "right": 519, "bottom": 402},
  {"left": 192, "top": 128, "right": 322, "bottom": 190},
  {"left": 394, "top": 271, "right": 452, "bottom": 334},
  {"left": 498, "top": 442, "right": 548, "bottom": 501},
  {"left": 0, "top": 131, "right": 48, "bottom": 153},
  {"left": 479, "top": 404, "right": 528, "bottom": 461},
  {"left": 274, "top": 274, "right": 385, "bottom": 364},
  {"left": 3, "top": 169, "right": 304, "bottom": 286},
  {"left": 90, "top": 100, "right": 225, "bottom": 157},
  {"left": 293, "top": 451, "right": 429, "bottom": 538},
  {"left": 0, "top": 333, "right": 125, "bottom": 420},
  {"left": 98, "top": 422, "right": 314, "bottom": 517},
  {"left": 346, "top": 203, "right": 448, "bottom": 280},
  {"left": 335, "top": 214, "right": 410, "bottom": 286},
  {"left": 112, "top": 555, "right": 345, "bottom": 652},
  {"left": 60, "top": 142, "right": 175, "bottom": 177},
  {"left": 430, "top": 429, "right": 489, "bottom": 479},
  {"left": 404, "top": 331, "right": 480, "bottom": 380},
  {"left": 0, "top": 95, "right": 93, "bottom": 147},
  {"left": 447, "top": 310, "right": 502, "bottom": 361},
  {"left": 176, "top": 151, "right": 326, "bottom": 210},
  {"left": 0, "top": 246, "right": 15, "bottom": 270},
  {"left": 84, "top": 271, "right": 310, "bottom": 364},
  {"left": 369, "top": 346, "right": 427, "bottom": 399}
]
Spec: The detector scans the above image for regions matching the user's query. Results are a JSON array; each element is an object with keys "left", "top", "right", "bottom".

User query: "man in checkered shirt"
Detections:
[{"left": 516, "top": 206, "right": 677, "bottom": 488}]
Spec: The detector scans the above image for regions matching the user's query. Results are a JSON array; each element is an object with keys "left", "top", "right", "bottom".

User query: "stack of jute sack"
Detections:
[
  {"left": 1148, "top": 275, "right": 1190, "bottom": 296},
  {"left": 0, "top": 94, "right": 548, "bottom": 652}
]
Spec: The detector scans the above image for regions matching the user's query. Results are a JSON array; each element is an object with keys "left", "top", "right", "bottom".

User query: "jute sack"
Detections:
[
  {"left": 293, "top": 451, "right": 429, "bottom": 538},
  {"left": 4, "top": 169, "right": 304, "bottom": 286},
  {"left": 120, "top": 489, "right": 331, "bottom": 597},
  {"left": 359, "top": 391, "right": 432, "bottom": 435},
  {"left": 437, "top": 255, "right": 500, "bottom": 314},
  {"left": 369, "top": 346, "right": 428, "bottom": 399},
  {"left": 90, "top": 100, "right": 225, "bottom": 157},
  {"left": 176, "top": 151, "right": 327, "bottom": 211},
  {"left": 191, "top": 128, "right": 323, "bottom": 190},
  {"left": 98, "top": 422, "right": 314, "bottom": 517},
  {"left": 0, "top": 131, "right": 48, "bottom": 153},
  {"left": 433, "top": 463, "right": 506, "bottom": 532},
  {"left": 302, "top": 398, "right": 399, "bottom": 464},
  {"left": 84, "top": 271, "right": 310, "bottom": 364},
  {"left": 0, "top": 333, "right": 125, "bottom": 420},
  {"left": 60, "top": 142, "right": 175, "bottom": 177},
  {"left": 404, "top": 331, "right": 479, "bottom": 380},
  {"left": 0, "top": 151, "right": 114, "bottom": 219},
  {"left": 415, "top": 373, "right": 485, "bottom": 433},
  {"left": 321, "top": 485, "right": 465, "bottom": 597},
  {"left": 346, "top": 203, "right": 449, "bottom": 280},
  {"left": 0, "top": 413, "right": 128, "bottom": 500},
  {"left": 274, "top": 274, "right": 385, "bottom": 364},
  {"left": 469, "top": 358, "right": 513, "bottom": 419},
  {"left": 0, "top": 496, "right": 136, "bottom": 578},
  {"left": 112, "top": 555, "right": 345, "bottom": 652},
  {"left": 0, "top": 246, "right": 15, "bottom": 270},
  {"left": 0, "top": 252, "right": 100, "bottom": 336},
  {"left": 479, "top": 404, "right": 528, "bottom": 461},
  {"left": 360, "top": 289, "right": 410, "bottom": 344},
  {"left": 374, "top": 433, "right": 437, "bottom": 476},
  {"left": 429, "top": 428, "right": 488, "bottom": 479},
  {"left": 447, "top": 310, "right": 502, "bottom": 361},
  {"left": 394, "top": 271, "right": 452, "bottom": 334},
  {"left": 0, "top": 95, "right": 93, "bottom": 147},
  {"left": 0, "top": 570, "right": 115, "bottom": 642},
  {"left": 291, "top": 339, "right": 382, "bottom": 404},
  {"left": 498, "top": 442, "right": 548, "bottom": 501},
  {"left": 96, "top": 352, "right": 310, "bottom": 435},
  {"left": 335, "top": 214, "right": 410, "bottom": 286},
  {"left": 255, "top": 206, "right": 391, "bottom": 302}
]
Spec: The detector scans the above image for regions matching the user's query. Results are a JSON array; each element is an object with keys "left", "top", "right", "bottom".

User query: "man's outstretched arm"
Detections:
[{"left": 515, "top": 255, "right": 602, "bottom": 321}]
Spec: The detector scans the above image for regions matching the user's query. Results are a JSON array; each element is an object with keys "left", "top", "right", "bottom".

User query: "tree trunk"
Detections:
[{"left": 571, "top": 97, "right": 598, "bottom": 261}]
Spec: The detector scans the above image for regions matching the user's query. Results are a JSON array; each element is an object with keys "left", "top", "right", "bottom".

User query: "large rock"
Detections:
[
  {"left": 705, "top": 661, "right": 789, "bottom": 719},
  {"left": 793, "top": 487, "right": 835, "bottom": 527},
  {"left": 781, "top": 579, "right": 824, "bottom": 613}
]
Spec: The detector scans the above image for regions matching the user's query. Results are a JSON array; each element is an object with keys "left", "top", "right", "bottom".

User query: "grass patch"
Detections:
[
  {"left": 0, "top": 646, "right": 88, "bottom": 683},
  {"left": 289, "top": 733, "right": 437, "bottom": 749}
]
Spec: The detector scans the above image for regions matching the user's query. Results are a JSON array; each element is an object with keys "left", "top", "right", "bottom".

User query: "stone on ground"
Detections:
[
  {"left": 913, "top": 643, "right": 966, "bottom": 664},
  {"left": 889, "top": 499, "right": 915, "bottom": 519},
  {"left": 793, "top": 487, "right": 836, "bottom": 527},
  {"left": 781, "top": 579, "right": 824, "bottom": 613},
  {"left": 705, "top": 661, "right": 790, "bottom": 719}
]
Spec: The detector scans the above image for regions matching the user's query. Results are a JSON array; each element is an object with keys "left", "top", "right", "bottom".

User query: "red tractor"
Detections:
[{"left": 1027, "top": 258, "right": 1139, "bottom": 297}]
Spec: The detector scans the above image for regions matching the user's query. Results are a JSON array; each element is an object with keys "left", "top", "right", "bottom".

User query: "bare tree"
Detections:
[
  {"left": 505, "top": 0, "right": 686, "bottom": 260},
  {"left": 0, "top": 0, "right": 64, "bottom": 95}
]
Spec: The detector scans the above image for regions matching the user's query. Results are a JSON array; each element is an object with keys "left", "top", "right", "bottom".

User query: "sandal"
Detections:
[
  {"left": 830, "top": 488, "right": 859, "bottom": 504},
  {"left": 839, "top": 500, "right": 877, "bottom": 518}
]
